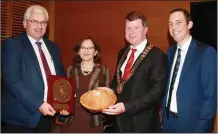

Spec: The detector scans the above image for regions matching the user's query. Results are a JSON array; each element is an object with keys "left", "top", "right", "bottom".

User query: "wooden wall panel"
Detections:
[
  {"left": 54, "top": 1, "right": 190, "bottom": 77},
  {"left": 53, "top": 1, "right": 217, "bottom": 133}
]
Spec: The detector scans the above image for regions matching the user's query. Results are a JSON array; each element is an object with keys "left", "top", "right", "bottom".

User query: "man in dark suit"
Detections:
[
  {"left": 162, "top": 8, "right": 217, "bottom": 133},
  {"left": 100, "top": 11, "right": 168, "bottom": 132},
  {"left": 1, "top": 5, "right": 65, "bottom": 132}
]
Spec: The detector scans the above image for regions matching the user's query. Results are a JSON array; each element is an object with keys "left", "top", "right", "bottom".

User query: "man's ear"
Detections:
[
  {"left": 23, "top": 20, "right": 26, "bottom": 28},
  {"left": 188, "top": 21, "right": 193, "bottom": 29},
  {"left": 144, "top": 26, "right": 148, "bottom": 35}
]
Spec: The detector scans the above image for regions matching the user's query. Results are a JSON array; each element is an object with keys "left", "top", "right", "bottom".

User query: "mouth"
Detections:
[
  {"left": 173, "top": 31, "right": 180, "bottom": 36},
  {"left": 35, "top": 28, "right": 43, "bottom": 32},
  {"left": 35, "top": 30, "right": 43, "bottom": 34},
  {"left": 129, "top": 36, "right": 136, "bottom": 40},
  {"left": 83, "top": 54, "right": 90, "bottom": 56}
]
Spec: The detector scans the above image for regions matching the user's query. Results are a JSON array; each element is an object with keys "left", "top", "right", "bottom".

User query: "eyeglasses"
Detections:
[
  {"left": 80, "top": 46, "right": 95, "bottom": 51},
  {"left": 26, "top": 19, "right": 48, "bottom": 26}
]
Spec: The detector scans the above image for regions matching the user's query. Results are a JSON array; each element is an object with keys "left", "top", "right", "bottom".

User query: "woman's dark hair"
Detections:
[{"left": 73, "top": 36, "right": 101, "bottom": 64}]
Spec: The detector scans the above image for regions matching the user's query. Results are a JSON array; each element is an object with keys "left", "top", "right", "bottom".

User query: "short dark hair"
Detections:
[
  {"left": 170, "top": 8, "right": 192, "bottom": 24},
  {"left": 73, "top": 36, "right": 101, "bottom": 64},
  {"left": 125, "top": 11, "right": 147, "bottom": 27}
]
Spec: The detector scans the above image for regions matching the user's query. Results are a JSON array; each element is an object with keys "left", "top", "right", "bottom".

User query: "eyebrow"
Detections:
[{"left": 169, "top": 19, "right": 183, "bottom": 23}]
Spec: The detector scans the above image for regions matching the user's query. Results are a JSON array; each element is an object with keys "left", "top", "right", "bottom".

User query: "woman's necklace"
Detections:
[
  {"left": 81, "top": 70, "right": 92, "bottom": 75},
  {"left": 81, "top": 62, "right": 95, "bottom": 75}
]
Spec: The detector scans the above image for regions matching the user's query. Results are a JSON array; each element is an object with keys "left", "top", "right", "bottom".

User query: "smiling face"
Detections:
[
  {"left": 169, "top": 11, "right": 193, "bottom": 45},
  {"left": 23, "top": 8, "right": 47, "bottom": 41},
  {"left": 125, "top": 19, "right": 148, "bottom": 46},
  {"left": 78, "top": 39, "right": 98, "bottom": 62}
]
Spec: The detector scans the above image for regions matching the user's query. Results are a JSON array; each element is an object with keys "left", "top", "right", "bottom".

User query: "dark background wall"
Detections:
[
  {"left": 190, "top": 1, "right": 217, "bottom": 50},
  {"left": 190, "top": 1, "right": 217, "bottom": 132}
]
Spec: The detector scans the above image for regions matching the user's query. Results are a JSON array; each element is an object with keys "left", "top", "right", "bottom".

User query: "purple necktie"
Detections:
[{"left": 35, "top": 42, "right": 51, "bottom": 76}]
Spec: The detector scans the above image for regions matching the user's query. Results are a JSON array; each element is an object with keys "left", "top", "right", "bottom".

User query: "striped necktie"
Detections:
[
  {"left": 166, "top": 48, "right": 181, "bottom": 117},
  {"left": 122, "top": 48, "right": 137, "bottom": 81}
]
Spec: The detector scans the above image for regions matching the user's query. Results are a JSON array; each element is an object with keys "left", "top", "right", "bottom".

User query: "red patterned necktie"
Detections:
[
  {"left": 122, "top": 48, "right": 137, "bottom": 81},
  {"left": 35, "top": 42, "right": 51, "bottom": 76}
]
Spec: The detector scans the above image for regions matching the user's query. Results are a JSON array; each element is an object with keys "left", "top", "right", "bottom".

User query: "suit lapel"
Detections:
[
  {"left": 43, "top": 38, "right": 60, "bottom": 75},
  {"left": 21, "top": 33, "right": 43, "bottom": 80},
  {"left": 169, "top": 46, "right": 177, "bottom": 73},
  {"left": 179, "top": 39, "right": 196, "bottom": 81},
  {"left": 43, "top": 37, "right": 58, "bottom": 75},
  {"left": 132, "top": 42, "right": 150, "bottom": 68},
  {"left": 119, "top": 47, "right": 129, "bottom": 77},
  {"left": 119, "top": 42, "right": 151, "bottom": 79}
]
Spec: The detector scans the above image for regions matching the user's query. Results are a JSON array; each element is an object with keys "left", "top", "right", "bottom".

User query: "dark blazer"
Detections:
[
  {"left": 162, "top": 38, "right": 217, "bottom": 132},
  {"left": 1, "top": 33, "right": 65, "bottom": 128},
  {"left": 110, "top": 42, "right": 168, "bottom": 132}
]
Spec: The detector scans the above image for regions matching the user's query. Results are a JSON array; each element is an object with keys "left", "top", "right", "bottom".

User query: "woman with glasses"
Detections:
[{"left": 57, "top": 36, "right": 110, "bottom": 133}]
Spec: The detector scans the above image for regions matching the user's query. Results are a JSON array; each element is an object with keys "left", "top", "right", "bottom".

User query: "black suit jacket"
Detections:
[
  {"left": 1, "top": 33, "right": 65, "bottom": 128},
  {"left": 110, "top": 42, "right": 168, "bottom": 132}
]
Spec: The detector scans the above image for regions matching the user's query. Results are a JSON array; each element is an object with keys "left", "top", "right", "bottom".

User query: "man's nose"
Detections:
[
  {"left": 129, "top": 29, "right": 134, "bottom": 35},
  {"left": 36, "top": 22, "right": 44, "bottom": 28},
  {"left": 171, "top": 23, "right": 178, "bottom": 30}
]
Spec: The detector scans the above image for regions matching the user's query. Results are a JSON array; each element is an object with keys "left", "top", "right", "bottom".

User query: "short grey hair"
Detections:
[{"left": 24, "top": 5, "right": 49, "bottom": 21}]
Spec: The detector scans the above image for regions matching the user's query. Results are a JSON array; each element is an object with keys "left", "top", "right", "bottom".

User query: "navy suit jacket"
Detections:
[
  {"left": 162, "top": 38, "right": 217, "bottom": 132},
  {"left": 1, "top": 33, "right": 65, "bottom": 128}
]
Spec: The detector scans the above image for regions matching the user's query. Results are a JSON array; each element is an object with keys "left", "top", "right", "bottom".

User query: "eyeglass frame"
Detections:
[
  {"left": 26, "top": 19, "right": 48, "bottom": 26},
  {"left": 80, "top": 46, "right": 95, "bottom": 51}
]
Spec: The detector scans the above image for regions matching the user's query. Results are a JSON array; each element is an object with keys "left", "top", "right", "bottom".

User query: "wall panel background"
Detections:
[{"left": 54, "top": 1, "right": 190, "bottom": 77}]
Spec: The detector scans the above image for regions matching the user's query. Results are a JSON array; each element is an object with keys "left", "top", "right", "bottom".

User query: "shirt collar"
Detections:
[
  {"left": 130, "top": 39, "right": 147, "bottom": 53},
  {"left": 26, "top": 33, "right": 43, "bottom": 46},
  {"left": 177, "top": 35, "right": 192, "bottom": 52}
]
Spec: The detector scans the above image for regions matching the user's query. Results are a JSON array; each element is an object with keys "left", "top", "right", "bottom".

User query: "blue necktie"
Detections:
[{"left": 166, "top": 48, "right": 181, "bottom": 118}]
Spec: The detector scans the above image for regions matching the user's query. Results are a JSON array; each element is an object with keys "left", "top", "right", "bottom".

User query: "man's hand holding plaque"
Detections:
[
  {"left": 39, "top": 102, "right": 56, "bottom": 116},
  {"left": 47, "top": 75, "right": 75, "bottom": 114}
]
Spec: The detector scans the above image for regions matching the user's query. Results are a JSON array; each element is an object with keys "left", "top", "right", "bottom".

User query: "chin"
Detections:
[
  {"left": 174, "top": 38, "right": 181, "bottom": 43},
  {"left": 172, "top": 36, "right": 180, "bottom": 42},
  {"left": 35, "top": 35, "right": 44, "bottom": 39},
  {"left": 128, "top": 41, "right": 136, "bottom": 45}
]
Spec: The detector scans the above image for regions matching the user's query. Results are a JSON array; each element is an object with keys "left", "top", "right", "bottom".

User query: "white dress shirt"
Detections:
[
  {"left": 121, "top": 39, "right": 147, "bottom": 76},
  {"left": 27, "top": 34, "right": 56, "bottom": 102},
  {"left": 166, "top": 36, "right": 192, "bottom": 113}
]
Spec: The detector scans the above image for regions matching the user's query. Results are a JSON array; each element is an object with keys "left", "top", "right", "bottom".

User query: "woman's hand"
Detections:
[{"left": 60, "top": 110, "right": 70, "bottom": 116}]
